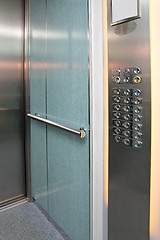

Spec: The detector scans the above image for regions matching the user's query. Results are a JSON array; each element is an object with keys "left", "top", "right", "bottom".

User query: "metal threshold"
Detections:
[{"left": 0, "top": 195, "right": 28, "bottom": 211}]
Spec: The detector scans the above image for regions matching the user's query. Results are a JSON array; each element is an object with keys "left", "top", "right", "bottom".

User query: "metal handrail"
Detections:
[{"left": 27, "top": 113, "right": 86, "bottom": 139}]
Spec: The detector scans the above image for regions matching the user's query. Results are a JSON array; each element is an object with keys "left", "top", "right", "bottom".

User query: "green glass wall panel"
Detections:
[
  {"left": 30, "top": 0, "right": 48, "bottom": 211},
  {"left": 47, "top": 128, "right": 89, "bottom": 240},
  {"left": 29, "top": 0, "right": 89, "bottom": 239},
  {"left": 46, "top": 1, "right": 89, "bottom": 239}
]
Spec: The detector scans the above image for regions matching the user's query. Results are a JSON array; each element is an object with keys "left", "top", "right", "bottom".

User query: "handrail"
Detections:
[{"left": 27, "top": 113, "right": 86, "bottom": 139}]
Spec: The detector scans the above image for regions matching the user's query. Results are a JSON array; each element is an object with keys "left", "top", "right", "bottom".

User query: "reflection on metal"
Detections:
[
  {"left": 27, "top": 113, "right": 86, "bottom": 139},
  {"left": 24, "top": 0, "right": 32, "bottom": 201},
  {"left": 0, "top": 0, "right": 25, "bottom": 203},
  {"left": 107, "top": 0, "right": 151, "bottom": 239},
  {"left": 0, "top": 195, "right": 26, "bottom": 209},
  {"left": 150, "top": 1, "right": 160, "bottom": 239}
]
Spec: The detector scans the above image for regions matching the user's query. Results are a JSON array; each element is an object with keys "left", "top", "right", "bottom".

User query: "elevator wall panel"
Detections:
[
  {"left": 0, "top": 0, "right": 25, "bottom": 203},
  {"left": 107, "top": 0, "right": 151, "bottom": 239},
  {"left": 29, "top": 1, "right": 90, "bottom": 240},
  {"left": 29, "top": 0, "right": 48, "bottom": 212}
]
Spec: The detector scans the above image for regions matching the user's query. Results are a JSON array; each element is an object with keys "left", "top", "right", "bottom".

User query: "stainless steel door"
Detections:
[{"left": 0, "top": 0, "right": 25, "bottom": 203}]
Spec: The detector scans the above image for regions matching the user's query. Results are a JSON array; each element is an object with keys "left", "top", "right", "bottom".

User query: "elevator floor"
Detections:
[{"left": 0, "top": 202, "right": 64, "bottom": 240}]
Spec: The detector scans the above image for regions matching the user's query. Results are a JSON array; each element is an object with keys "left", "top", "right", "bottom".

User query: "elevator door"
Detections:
[
  {"left": 0, "top": 0, "right": 25, "bottom": 204},
  {"left": 29, "top": 1, "right": 89, "bottom": 240}
]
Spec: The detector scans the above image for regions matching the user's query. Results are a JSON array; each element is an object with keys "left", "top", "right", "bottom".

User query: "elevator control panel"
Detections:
[{"left": 112, "top": 67, "right": 143, "bottom": 148}]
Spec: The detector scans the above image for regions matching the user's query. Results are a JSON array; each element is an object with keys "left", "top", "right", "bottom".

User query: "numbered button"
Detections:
[
  {"left": 123, "top": 122, "right": 131, "bottom": 129},
  {"left": 132, "top": 98, "right": 142, "bottom": 105},
  {"left": 132, "top": 89, "right": 142, "bottom": 97},
  {"left": 122, "top": 130, "right": 131, "bottom": 138},
  {"left": 132, "top": 140, "right": 143, "bottom": 148},
  {"left": 113, "top": 96, "right": 121, "bottom": 103},
  {"left": 123, "top": 138, "right": 131, "bottom": 146},
  {"left": 114, "top": 135, "right": 121, "bottom": 143},
  {"left": 133, "top": 115, "right": 142, "bottom": 123},
  {"left": 123, "top": 105, "right": 131, "bottom": 112},
  {"left": 123, "top": 89, "right": 131, "bottom": 96},
  {"left": 123, "top": 114, "right": 132, "bottom": 121},
  {"left": 112, "top": 88, "right": 121, "bottom": 95},
  {"left": 113, "top": 128, "right": 121, "bottom": 135},
  {"left": 123, "top": 76, "right": 130, "bottom": 83},
  {"left": 113, "top": 104, "right": 121, "bottom": 111},
  {"left": 133, "top": 106, "right": 142, "bottom": 114},
  {"left": 123, "top": 68, "right": 130, "bottom": 75},
  {"left": 113, "top": 120, "right": 121, "bottom": 127},
  {"left": 133, "top": 132, "right": 143, "bottom": 141},
  {"left": 112, "top": 68, "right": 120, "bottom": 75},
  {"left": 113, "top": 112, "right": 121, "bottom": 119},
  {"left": 113, "top": 76, "right": 121, "bottom": 84},
  {"left": 133, "top": 67, "right": 142, "bottom": 75},
  {"left": 124, "top": 97, "right": 131, "bottom": 104},
  {"left": 132, "top": 124, "right": 142, "bottom": 132}
]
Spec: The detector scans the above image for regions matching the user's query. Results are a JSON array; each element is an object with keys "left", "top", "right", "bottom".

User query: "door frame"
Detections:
[
  {"left": 24, "top": 0, "right": 32, "bottom": 201},
  {"left": 89, "top": 0, "right": 105, "bottom": 240}
]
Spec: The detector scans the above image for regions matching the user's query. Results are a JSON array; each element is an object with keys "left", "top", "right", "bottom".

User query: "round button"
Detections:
[
  {"left": 133, "top": 141, "right": 142, "bottom": 148},
  {"left": 123, "top": 77, "right": 130, "bottom": 83},
  {"left": 124, "top": 138, "right": 130, "bottom": 146},
  {"left": 114, "top": 120, "right": 121, "bottom": 127},
  {"left": 133, "top": 124, "right": 141, "bottom": 131},
  {"left": 114, "top": 128, "right": 121, "bottom": 135},
  {"left": 113, "top": 88, "right": 121, "bottom": 95},
  {"left": 114, "top": 104, "right": 121, "bottom": 111},
  {"left": 134, "top": 89, "right": 142, "bottom": 96},
  {"left": 115, "top": 136, "right": 121, "bottom": 143},
  {"left": 123, "top": 68, "right": 130, "bottom": 74},
  {"left": 124, "top": 114, "right": 131, "bottom": 121},
  {"left": 112, "top": 68, "right": 120, "bottom": 75},
  {"left": 134, "top": 116, "right": 141, "bottom": 123},
  {"left": 113, "top": 96, "right": 121, "bottom": 103},
  {"left": 133, "top": 76, "right": 142, "bottom": 84},
  {"left": 133, "top": 98, "right": 141, "bottom": 105},
  {"left": 133, "top": 68, "right": 141, "bottom": 74},
  {"left": 123, "top": 130, "right": 130, "bottom": 137},
  {"left": 124, "top": 89, "right": 131, "bottom": 96},
  {"left": 134, "top": 107, "right": 141, "bottom": 114},
  {"left": 123, "top": 105, "right": 131, "bottom": 112},
  {"left": 124, "top": 97, "right": 131, "bottom": 104},
  {"left": 123, "top": 122, "right": 130, "bottom": 129},
  {"left": 114, "top": 112, "right": 121, "bottom": 119},
  {"left": 114, "top": 76, "right": 121, "bottom": 84},
  {"left": 134, "top": 133, "right": 142, "bottom": 140}
]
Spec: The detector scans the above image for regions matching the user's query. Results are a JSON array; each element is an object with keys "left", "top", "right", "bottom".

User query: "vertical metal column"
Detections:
[{"left": 107, "top": 0, "right": 151, "bottom": 239}]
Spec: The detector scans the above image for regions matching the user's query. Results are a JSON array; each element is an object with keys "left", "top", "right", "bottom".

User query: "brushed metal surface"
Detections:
[
  {"left": 24, "top": 0, "right": 32, "bottom": 201},
  {"left": 0, "top": 0, "right": 26, "bottom": 203},
  {"left": 107, "top": 0, "right": 151, "bottom": 239}
]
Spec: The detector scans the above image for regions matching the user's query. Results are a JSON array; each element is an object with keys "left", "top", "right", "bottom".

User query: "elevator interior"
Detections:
[
  {"left": 1, "top": 0, "right": 160, "bottom": 240},
  {"left": 0, "top": 0, "right": 90, "bottom": 239}
]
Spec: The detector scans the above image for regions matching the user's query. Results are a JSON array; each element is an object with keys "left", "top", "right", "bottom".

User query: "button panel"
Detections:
[{"left": 112, "top": 67, "right": 143, "bottom": 148}]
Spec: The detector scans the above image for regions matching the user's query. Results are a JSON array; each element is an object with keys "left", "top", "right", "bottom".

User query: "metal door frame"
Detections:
[
  {"left": 24, "top": 0, "right": 31, "bottom": 201},
  {"left": 24, "top": 1, "right": 105, "bottom": 240}
]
